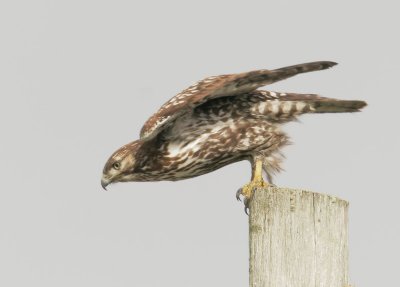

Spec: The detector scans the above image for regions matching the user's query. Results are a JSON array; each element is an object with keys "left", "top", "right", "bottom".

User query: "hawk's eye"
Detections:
[{"left": 113, "top": 162, "right": 121, "bottom": 170}]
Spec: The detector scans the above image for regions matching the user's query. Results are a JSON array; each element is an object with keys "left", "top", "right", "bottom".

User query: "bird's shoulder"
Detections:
[{"left": 139, "top": 73, "right": 242, "bottom": 140}]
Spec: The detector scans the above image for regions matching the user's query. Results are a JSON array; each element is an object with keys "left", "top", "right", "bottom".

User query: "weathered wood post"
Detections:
[{"left": 249, "top": 186, "right": 349, "bottom": 287}]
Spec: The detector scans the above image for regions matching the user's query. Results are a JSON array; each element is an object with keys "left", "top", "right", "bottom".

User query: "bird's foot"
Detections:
[{"left": 236, "top": 178, "right": 268, "bottom": 215}]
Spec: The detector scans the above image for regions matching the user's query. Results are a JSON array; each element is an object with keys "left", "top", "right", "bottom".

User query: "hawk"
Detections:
[{"left": 101, "top": 61, "right": 366, "bottom": 211}]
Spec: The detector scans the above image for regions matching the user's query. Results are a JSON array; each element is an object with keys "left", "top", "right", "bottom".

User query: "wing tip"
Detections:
[
  {"left": 320, "top": 61, "right": 338, "bottom": 69},
  {"left": 328, "top": 61, "right": 338, "bottom": 66}
]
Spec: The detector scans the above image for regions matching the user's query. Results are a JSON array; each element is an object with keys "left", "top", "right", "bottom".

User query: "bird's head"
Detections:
[{"left": 101, "top": 141, "right": 143, "bottom": 190}]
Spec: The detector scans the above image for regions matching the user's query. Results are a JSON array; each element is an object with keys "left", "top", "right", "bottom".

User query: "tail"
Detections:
[
  {"left": 311, "top": 98, "right": 367, "bottom": 113},
  {"left": 249, "top": 91, "right": 367, "bottom": 122},
  {"left": 270, "top": 92, "right": 367, "bottom": 114}
]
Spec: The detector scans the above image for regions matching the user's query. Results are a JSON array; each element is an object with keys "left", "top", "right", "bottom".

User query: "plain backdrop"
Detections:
[{"left": 1, "top": 1, "right": 399, "bottom": 286}]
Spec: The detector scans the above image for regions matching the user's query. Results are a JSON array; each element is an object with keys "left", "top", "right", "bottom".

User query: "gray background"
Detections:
[{"left": 1, "top": 0, "right": 399, "bottom": 286}]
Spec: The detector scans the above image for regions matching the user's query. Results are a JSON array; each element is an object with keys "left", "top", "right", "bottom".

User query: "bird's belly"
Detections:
[
  {"left": 150, "top": 119, "right": 279, "bottom": 181},
  {"left": 156, "top": 151, "right": 244, "bottom": 181}
]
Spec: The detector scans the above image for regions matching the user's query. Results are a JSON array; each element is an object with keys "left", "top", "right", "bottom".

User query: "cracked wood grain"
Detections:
[{"left": 249, "top": 186, "right": 349, "bottom": 287}]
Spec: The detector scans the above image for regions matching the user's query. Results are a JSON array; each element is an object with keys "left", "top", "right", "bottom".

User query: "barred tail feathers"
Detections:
[
  {"left": 250, "top": 91, "right": 366, "bottom": 121},
  {"left": 272, "top": 92, "right": 366, "bottom": 114}
]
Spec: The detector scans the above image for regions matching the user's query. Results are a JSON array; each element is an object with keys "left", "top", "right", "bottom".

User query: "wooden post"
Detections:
[{"left": 249, "top": 186, "right": 349, "bottom": 287}]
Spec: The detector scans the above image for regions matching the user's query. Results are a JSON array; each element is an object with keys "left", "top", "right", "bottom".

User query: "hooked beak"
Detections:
[{"left": 101, "top": 176, "right": 110, "bottom": 191}]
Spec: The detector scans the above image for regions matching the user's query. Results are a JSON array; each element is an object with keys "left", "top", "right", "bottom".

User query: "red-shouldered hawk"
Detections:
[{"left": 101, "top": 61, "right": 366, "bottom": 212}]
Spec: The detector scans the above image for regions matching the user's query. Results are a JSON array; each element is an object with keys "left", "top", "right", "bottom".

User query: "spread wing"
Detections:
[{"left": 140, "top": 61, "right": 337, "bottom": 140}]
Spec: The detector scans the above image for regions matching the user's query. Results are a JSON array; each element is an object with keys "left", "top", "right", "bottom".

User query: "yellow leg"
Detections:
[{"left": 237, "top": 159, "right": 268, "bottom": 201}]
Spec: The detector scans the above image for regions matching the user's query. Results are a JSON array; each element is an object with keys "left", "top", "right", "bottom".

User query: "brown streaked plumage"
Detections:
[{"left": 101, "top": 61, "right": 366, "bottom": 211}]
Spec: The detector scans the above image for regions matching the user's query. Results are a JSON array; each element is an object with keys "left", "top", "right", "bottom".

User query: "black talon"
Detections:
[
  {"left": 236, "top": 188, "right": 243, "bottom": 201},
  {"left": 244, "top": 198, "right": 249, "bottom": 214}
]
